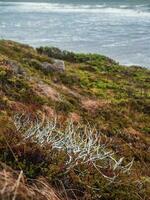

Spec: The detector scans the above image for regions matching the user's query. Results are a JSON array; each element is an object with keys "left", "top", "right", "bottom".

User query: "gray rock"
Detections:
[
  {"left": 29, "top": 58, "right": 65, "bottom": 73},
  {"left": 52, "top": 59, "right": 65, "bottom": 72},
  {"left": 42, "top": 59, "right": 65, "bottom": 73},
  {"left": 5, "top": 60, "right": 25, "bottom": 75}
]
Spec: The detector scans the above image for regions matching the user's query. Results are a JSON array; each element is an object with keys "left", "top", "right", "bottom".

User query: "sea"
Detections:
[{"left": 0, "top": 0, "right": 150, "bottom": 67}]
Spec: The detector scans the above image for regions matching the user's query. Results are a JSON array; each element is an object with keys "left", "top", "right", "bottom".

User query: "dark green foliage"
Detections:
[
  {"left": 37, "top": 46, "right": 116, "bottom": 65},
  {"left": 55, "top": 100, "right": 74, "bottom": 113}
]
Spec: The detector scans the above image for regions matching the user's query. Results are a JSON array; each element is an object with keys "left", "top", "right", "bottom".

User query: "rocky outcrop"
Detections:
[
  {"left": 42, "top": 59, "right": 65, "bottom": 73},
  {"left": 29, "top": 59, "right": 65, "bottom": 73},
  {"left": 52, "top": 59, "right": 65, "bottom": 72},
  {"left": 4, "top": 60, "right": 25, "bottom": 75}
]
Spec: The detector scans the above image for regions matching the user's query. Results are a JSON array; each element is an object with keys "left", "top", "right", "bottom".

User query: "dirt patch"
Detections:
[
  {"left": 69, "top": 112, "right": 81, "bottom": 123},
  {"left": 55, "top": 84, "right": 82, "bottom": 99},
  {"left": 81, "top": 99, "right": 109, "bottom": 113},
  {"left": 36, "top": 83, "right": 60, "bottom": 101}
]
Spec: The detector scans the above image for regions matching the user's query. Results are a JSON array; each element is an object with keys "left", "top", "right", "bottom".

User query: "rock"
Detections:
[
  {"left": 29, "top": 58, "right": 65, "bottom": 73},
  {"left": 4, "top": 60, "right": 25, "bottom": 75},
  {"left": 42, "top": 59, "right": 65, "bottom": 73},
  {"left": 52, "top": 59, "right": 65, "bottom": 72}
]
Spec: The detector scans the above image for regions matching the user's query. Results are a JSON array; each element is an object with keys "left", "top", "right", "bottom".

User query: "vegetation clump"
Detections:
[{"left": 0, "top": 40, "right": 150, "bottom": 199}]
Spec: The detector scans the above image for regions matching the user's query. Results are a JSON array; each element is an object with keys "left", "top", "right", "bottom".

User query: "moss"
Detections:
[{"left": 55, "top": 100, "right": 74, "bottom": 113}]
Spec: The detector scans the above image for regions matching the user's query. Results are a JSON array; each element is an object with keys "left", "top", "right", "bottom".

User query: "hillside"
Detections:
[{"left": 0, "top": 40, "right": 150, "bottom": 200}]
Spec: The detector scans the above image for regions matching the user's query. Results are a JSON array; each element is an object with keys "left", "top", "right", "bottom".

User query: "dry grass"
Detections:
[{"left": 0, "top": 162, "right": 62, "bottom": 200}]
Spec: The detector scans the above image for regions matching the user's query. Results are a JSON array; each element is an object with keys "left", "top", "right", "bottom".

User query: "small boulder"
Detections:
[
  {"left": 29, "top": 58, "right": 65, "bottom": 73},
  {"left": 4, "top": 60, "right": 25, "bottom": 75},
  {"left": 52, "top": 59, "right": 65, "bottom": 72},
  {"left": 42, "top": 59, "right": 65, "bottom": 73}
]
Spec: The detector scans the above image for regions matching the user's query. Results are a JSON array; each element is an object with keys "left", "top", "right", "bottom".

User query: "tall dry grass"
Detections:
[{"left": 0, "top": 162, "right": 61, "bottom": 200}]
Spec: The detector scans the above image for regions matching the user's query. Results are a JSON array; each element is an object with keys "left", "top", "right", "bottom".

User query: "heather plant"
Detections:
[{"left": 0, "top": 40, "right": 149, "bottom": 199}]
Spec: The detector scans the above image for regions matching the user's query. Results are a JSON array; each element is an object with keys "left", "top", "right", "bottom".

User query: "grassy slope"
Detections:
[{"left": 0, "top": 40, "right": 150, "bottom": 199}]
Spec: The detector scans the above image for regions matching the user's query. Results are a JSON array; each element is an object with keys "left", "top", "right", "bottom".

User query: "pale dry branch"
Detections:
[{"left": 14, "top": 114, "right": 134, "bottom": 181}]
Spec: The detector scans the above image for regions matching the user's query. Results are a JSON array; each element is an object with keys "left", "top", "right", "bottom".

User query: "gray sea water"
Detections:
[{"left": 0, "top": 0, "right": 150, "bottom": 67}]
